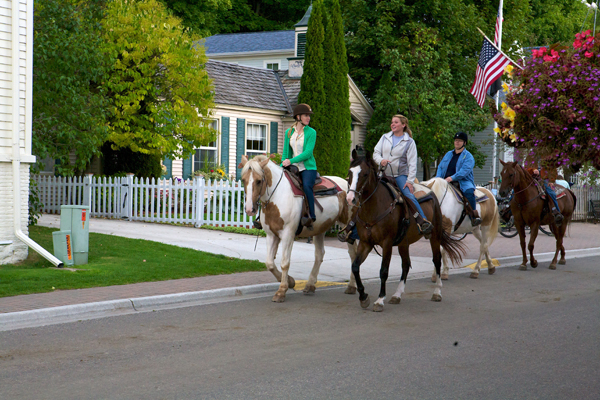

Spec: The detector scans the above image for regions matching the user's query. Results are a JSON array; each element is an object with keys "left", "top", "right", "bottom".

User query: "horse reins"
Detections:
[{"left": 510, "top": 164, "right": 542, "bottom": 209}]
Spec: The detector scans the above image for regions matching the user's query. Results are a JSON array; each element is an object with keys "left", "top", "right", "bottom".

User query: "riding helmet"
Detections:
[
  {"left": 293, "top": 103, "right": 313, "bottom": 118},
  {"left": 454, "top": 131, "right": 468, "bottom": 144}
]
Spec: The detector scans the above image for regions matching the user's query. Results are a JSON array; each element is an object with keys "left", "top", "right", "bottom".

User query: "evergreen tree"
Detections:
[
  {"left": 329, "top": 0, "right": 351, "bottom": 177},
  {"left": 298, "top": 0, "right": 329, "bottom": 173}
]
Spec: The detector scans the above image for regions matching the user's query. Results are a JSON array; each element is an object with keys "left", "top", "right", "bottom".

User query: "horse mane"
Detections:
[{"left": 241, "top": 155, "right": 277, "bottom": 179}]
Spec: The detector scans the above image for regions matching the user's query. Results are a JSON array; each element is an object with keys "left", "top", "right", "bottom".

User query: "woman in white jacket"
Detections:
[{"left": 373, "top": 114, "right": 433, "bottom": 235}]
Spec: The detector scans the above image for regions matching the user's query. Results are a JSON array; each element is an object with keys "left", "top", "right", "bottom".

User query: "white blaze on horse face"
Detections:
[
  {"left": 346, "top": 165, "right": 362, "bottom": 205},
  {"left": 245, "top": 172, "right": 255, "bottom": 216}
]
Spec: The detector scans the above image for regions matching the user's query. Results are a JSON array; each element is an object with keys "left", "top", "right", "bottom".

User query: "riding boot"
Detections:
[
  {"left": 414, "top": 214, "right": 433, "bottom": 236},
  {"left": 463, "top": 200, "right": 482, "bottom": 226},
  {"left": 552, "top": 207, "right": 564, "bottom": 226}
]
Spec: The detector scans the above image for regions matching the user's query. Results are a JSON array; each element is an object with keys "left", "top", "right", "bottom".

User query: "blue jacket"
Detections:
[{"left": 436, "top": 149, "right": 476, "bottom": 192}]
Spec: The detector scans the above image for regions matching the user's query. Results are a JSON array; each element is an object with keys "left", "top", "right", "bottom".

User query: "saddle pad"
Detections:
[
  {"left": 284, "top": 171, "right": 342, "bottom": 198},
  {"left": 448, "top": 184, "right": 489, "bottom": 203},
  {"left": 412, "top": 183, "right": 433, "bottom": 200}
]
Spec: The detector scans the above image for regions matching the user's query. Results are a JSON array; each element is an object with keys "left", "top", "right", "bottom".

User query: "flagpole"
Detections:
[
  {"left": 476, "top": 27, "right": 524, "bottom": 69},
  {"left": 492, "top": 0, "right": 503, "bottom": 185}
]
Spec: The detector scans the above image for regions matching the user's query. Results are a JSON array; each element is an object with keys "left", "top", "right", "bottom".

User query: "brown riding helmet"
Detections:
[{"left": 293, "top": 103, "right": 313, "bottom": 118}]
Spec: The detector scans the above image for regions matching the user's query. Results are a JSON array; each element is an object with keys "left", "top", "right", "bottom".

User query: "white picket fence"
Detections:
[{"left": 33, "top": 175, "right": 256, "bottom": 228}]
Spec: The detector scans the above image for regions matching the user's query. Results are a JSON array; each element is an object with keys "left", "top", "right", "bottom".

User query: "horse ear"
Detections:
[
  {"left": 500, "top": 159, "right": 506, "bottom": 166},
  {"left": 351, "top": 148, "right": 357, "bottom": 160},
  {"left": 259, "top": 158, "right": 269, "bottom": 169},
  {"left": 238, "top": 155, "right": 248, "bottom": 169},
  {"left": 511, "top": 161, "right": 518, "bottom": 167}
]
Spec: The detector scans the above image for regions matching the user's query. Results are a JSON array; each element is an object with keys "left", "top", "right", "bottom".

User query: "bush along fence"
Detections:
[
  {"left": 33, "top": 175, "right": 600, "bottom": 226},
  {"left": 33, "top": 174, "right": 256, "bottom": 228}
]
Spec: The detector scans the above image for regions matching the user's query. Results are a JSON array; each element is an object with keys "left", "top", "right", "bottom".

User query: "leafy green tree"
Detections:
[
  {"left": 32, "top": 0, "right": 110, "bottom": 175},
  {"left": 102, "top": 0, "right": 216, "bottom": 160},
  {"left": 159, "top": 0, "right": 232, "bottom": 37},
  {"left": 298, "top": 0, "right": 330, "bottom": 173}
]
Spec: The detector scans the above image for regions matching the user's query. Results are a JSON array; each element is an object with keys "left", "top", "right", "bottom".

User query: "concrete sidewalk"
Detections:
[{"left": 1, "top": 215, "right": 599, "bottom": 331}]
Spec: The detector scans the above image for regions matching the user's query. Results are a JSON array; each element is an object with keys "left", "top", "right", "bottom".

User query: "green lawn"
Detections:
[{"left": 0, "top": 226, "right": 265, "bottom": 298}]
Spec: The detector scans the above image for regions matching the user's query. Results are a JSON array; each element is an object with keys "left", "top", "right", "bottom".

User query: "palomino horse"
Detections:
[
  {"left": 239, "top": 155, "right": 357, "bottom": 302},
  {"left": 498, "top": 160, "right": 577, "bottom": 270},
  {"left": 346, "top": 150, "right": 465, "bottom": 312},
  {"left": 422, "top": 178, "right": 500, "bottom": 279}
]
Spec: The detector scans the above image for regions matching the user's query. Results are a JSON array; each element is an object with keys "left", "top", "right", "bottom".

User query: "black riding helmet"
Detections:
[{"left": 454, "top": 131, "right": 468, "bottom": 144}]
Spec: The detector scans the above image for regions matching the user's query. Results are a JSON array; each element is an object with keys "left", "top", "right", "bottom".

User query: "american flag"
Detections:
[{"left": 469, "top": 37, "right": 511, "bottom": 108}]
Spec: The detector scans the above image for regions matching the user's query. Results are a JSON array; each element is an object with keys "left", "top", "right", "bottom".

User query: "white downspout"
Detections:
[{"left": 12, "top": 0, "right": 62, "bottom": 267}]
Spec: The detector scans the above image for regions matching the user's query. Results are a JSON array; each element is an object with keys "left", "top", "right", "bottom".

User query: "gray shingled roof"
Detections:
[
  {"left": 205, "top": 61, "right": 291, "bottom": 112},
  {"left": 202, "top": 31, "right": 295, "bottom": 54}
]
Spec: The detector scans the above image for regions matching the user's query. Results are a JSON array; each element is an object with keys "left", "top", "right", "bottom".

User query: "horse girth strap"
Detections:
[{"left": 356, "top": 201, "right": 398, "bottom": 230}]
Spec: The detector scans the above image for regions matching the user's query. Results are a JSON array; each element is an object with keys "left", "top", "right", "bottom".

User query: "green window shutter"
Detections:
[
  {"left": 270, "top": 121, "right": 278, "bottom": 154},
  {"left": 236, "top": 118, "right": 246, "bottom": 180},
  {"left": 297, "top": 33, "right": 306, "bottom": 57},
  {"left": 162, "top": 158, "right": 172, "bottom": 179},
  {"left": 182, "top": 152, "right": 193, "bottom": 180},
  {"left": 221, "top": 116, "right": 230, "bottom": 173}
]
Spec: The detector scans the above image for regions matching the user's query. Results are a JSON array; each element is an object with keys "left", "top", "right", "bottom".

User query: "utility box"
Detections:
[
  {"left": 60, "top": 205, "right": 90, "bottom": 265},
  {"left": 52, "top": 230, "right": 74, "bottom": 267}
]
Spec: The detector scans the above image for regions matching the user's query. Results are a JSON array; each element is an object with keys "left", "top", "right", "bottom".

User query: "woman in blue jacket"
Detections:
[{"left": 436, "top": 132, "right": 482, "bottom": 226}]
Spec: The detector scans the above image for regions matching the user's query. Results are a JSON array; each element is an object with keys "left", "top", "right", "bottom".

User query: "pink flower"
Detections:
[
  {"left": 573, "top": 40, "right": 582, "bottom": 49},
  {"left": 585, "top": 51, "right": 594, "bottom": 58}
]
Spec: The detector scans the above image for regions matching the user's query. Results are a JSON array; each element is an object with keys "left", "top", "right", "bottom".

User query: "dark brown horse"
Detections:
[
  {"left": 498, "top": 160, "right": 577, "bottom": 270},
  {"left": 346, "top": 150, "right": 465, "bottom": 312}
]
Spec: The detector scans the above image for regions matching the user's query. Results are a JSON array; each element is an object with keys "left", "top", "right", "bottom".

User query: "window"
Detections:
[
  {"left": 246, "top": 123, "right": 267, "bottom": 158},
  {"left": 264, "top": 60, "right": 280, "bottom": 71},
  {"left": 194, "top": 120, "right": 218, "bottom": 172}
]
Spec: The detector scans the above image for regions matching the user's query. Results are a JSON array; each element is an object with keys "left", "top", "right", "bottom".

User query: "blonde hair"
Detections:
[
  {"left": 392, "top": 114, "right": 412, "bottom": 138},
  {"left": 287, "top": 117, "right": 303, "bottom": 138}
]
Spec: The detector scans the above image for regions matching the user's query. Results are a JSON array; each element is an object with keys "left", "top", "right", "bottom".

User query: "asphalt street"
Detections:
[{"left": 1, "top": 255, "right": 599, "bottom": 399}]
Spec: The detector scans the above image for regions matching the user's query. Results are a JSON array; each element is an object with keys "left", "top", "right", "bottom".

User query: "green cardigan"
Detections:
[{"left": 282, "top": 125, "right": 317, "bottom": 170}]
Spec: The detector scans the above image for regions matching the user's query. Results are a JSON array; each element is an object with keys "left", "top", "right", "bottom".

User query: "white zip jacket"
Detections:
[{"left": 372, "top": 131, "right": 418, "bottom": 183}]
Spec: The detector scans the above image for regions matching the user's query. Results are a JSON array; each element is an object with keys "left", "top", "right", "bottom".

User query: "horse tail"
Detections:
[
  {"left": 487, "top": 206, "right": 500, "bottom": 248},
  {"left": 440, "top": 230, "right": 466, "bottom": 267}
]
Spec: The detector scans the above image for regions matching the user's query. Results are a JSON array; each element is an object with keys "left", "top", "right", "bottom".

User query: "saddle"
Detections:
[
  {"left": 446, "top": 183, "right": 489, "bottom": 204},
  {"left": 379, "top": 175, "right": 434, "bottom": 203},
  {"left": 535, "top": 180, "right": 568, "bottom": 200}
]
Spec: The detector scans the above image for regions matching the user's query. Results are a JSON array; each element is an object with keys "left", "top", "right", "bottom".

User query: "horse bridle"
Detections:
[{"left": 505, "top": 164, "right": 542, "bottom": 208}]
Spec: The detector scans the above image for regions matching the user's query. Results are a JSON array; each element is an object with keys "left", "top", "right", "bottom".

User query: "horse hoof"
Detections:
[
  {"left": 549, "top": 264, "right": 557, "bottom": 270},
  {"left": 488, "top": 267, "right": 496, "bottom": 275},
  {"left": 519, "top": 264, "right": 527, "bottom": 271},
  {"left": 558, "top": 259, "right": 566, "bottom": 265},
  {"left": 344, "top": 286, "right": 356, "bottom": 294},
  {"left": 373, "top": 303, "right": 384, "bottom": 312},
  {"left": 360, "top": 295, "right": 370, "bottom": 309},
  {"left": 303, "top": 284, "right": 316, "bottom": 294},
  {"left": 389, "top": 296, "right": 401, "bottom": 304},
  {"left": 431, "top": 275, "right": 436, "bottom": 282},
  {"left": 431, "top": 294, "right": 442, "bottom": 302},
  {"left": 531, "top": 260, "right": 538, "bottom": 268},
  {"left": 288, "top": 276, "right": 296, "bottom": 289},
  {"left": 469, "top": 272, "right": 479, "bottom": 279},
  {"left": 272, "top": 293, "right": 286, "bottom": 303},
  {"left": 441, "top": 273, "right": 449, "bottom": 280}
]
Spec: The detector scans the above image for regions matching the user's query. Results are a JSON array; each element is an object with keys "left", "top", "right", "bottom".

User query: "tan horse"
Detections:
[
  {"left": 498, "top": 161, "right": 576, "bottom": 270},
  {"left": 422, "top": 178, "right": 500, "bottom": 279},
  {"left": 239, "top": 155, "right": 357, "bottom": 302}
]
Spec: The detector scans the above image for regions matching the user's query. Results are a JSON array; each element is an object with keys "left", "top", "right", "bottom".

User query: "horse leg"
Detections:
[
  {"left": 265, "top": 233, "right": 284, "bottom": 283},
  {"left": 345, "top": 241, "right": 358, "bottom": 294},
  {"left": 391, "top": 244, "right": 410, "bottom": 304},
  {"left": 551, "top": 223, "right": 568, "bottom": 269},
  {"left": 469, "top": 227, "right": 486, "bottom": 279},
  {"left": 304, "top": 233, "right": 325, "bottom": 294},
  {"left": 479, "top": 226, "right": 496, "bottom": 275},
  {"left": 432, "top": 248, "right": 450, "bottom": 281},
  {"left": 352, "top": 241, "right": 373, "bottom": 309},
  {"left": 430, "top": 237, "right": 443, "bottom": 302},
  {"left": 528, "top": 223, "right": 540, "bottom": 269},
  {"left": 518, "top": 225, "right": 528, "bottom": 270},
  {"left": 272, "top": 231, "right": 296, "bottom": 303},
  {"left": 373, "top": 245, "right": 393, "bottom": 312}
]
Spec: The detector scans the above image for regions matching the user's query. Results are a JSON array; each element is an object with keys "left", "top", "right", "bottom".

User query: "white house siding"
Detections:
[
  {"left": 207, "top": 52, "right": 292, "bottom": 71},
  {"left": 0, "top": 0, "right": 33, "bottom": 265}
]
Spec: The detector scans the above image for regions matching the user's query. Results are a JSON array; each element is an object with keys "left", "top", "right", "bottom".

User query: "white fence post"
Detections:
[
  {"left": 122, "top": 173, "right": 134, "bottom": 220},
  {"left": 83, "top": 174, "right": 93, "bottom": 208},
  {"left": 195, "top": 176, "right": 205, "bottom": 227}
]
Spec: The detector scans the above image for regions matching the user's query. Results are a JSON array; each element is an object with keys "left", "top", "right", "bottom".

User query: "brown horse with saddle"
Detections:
[{"left": 498, "top": 160, "right": 577, "bottom": 270}]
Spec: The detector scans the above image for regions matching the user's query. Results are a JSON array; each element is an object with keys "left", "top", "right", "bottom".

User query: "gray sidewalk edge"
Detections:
[{"left": 2, "top": 247, "right": 600, "bottom": 332}]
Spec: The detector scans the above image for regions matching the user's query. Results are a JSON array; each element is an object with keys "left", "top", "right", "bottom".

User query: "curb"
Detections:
[{"left": 0, "top": 283, "right": 282, "bottom": 332}]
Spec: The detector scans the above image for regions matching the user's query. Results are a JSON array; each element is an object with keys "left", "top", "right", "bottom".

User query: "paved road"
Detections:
[{"left": 1, "top": 255, "right": 599, "bottom": 399}]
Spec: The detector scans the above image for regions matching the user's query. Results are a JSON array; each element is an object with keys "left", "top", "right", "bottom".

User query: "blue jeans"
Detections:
[
  {"left": 395, "top": 175, "right": 427, "bottom": 220},
  {"left": 300, "top": 169, "right": 317, "bottom": 219},
  {"left": 544, "top": 181, "right": 560, "bottom": 211},
  {"left": 463, "top": 188, "right": 476, "bottom": 210}
]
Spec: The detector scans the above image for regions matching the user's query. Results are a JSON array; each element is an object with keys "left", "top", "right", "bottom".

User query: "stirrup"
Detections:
[
  {"left": 554, "top": 213, "right": 564, "bottom": 225},
  {"left": 471, "top": 217, "right": 482, "bottom": 226},
  {"left": 418, "top": 220, "right": 433, "bottom": 236},
  {"left": 253, "top": 219, "right": 263, "bottom": 229}
]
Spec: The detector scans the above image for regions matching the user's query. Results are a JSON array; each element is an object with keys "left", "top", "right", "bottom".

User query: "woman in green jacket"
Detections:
[{"left": 282, "top": 103, "right": 317, "bottom": 227}]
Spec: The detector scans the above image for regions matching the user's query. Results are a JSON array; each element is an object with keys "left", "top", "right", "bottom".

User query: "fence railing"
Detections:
[
  {"left": 33, "top": 175, "right": 600, "bottom": 226},
  {"left": 33, "top": 175, "right": 255, "bottom": 228}
]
